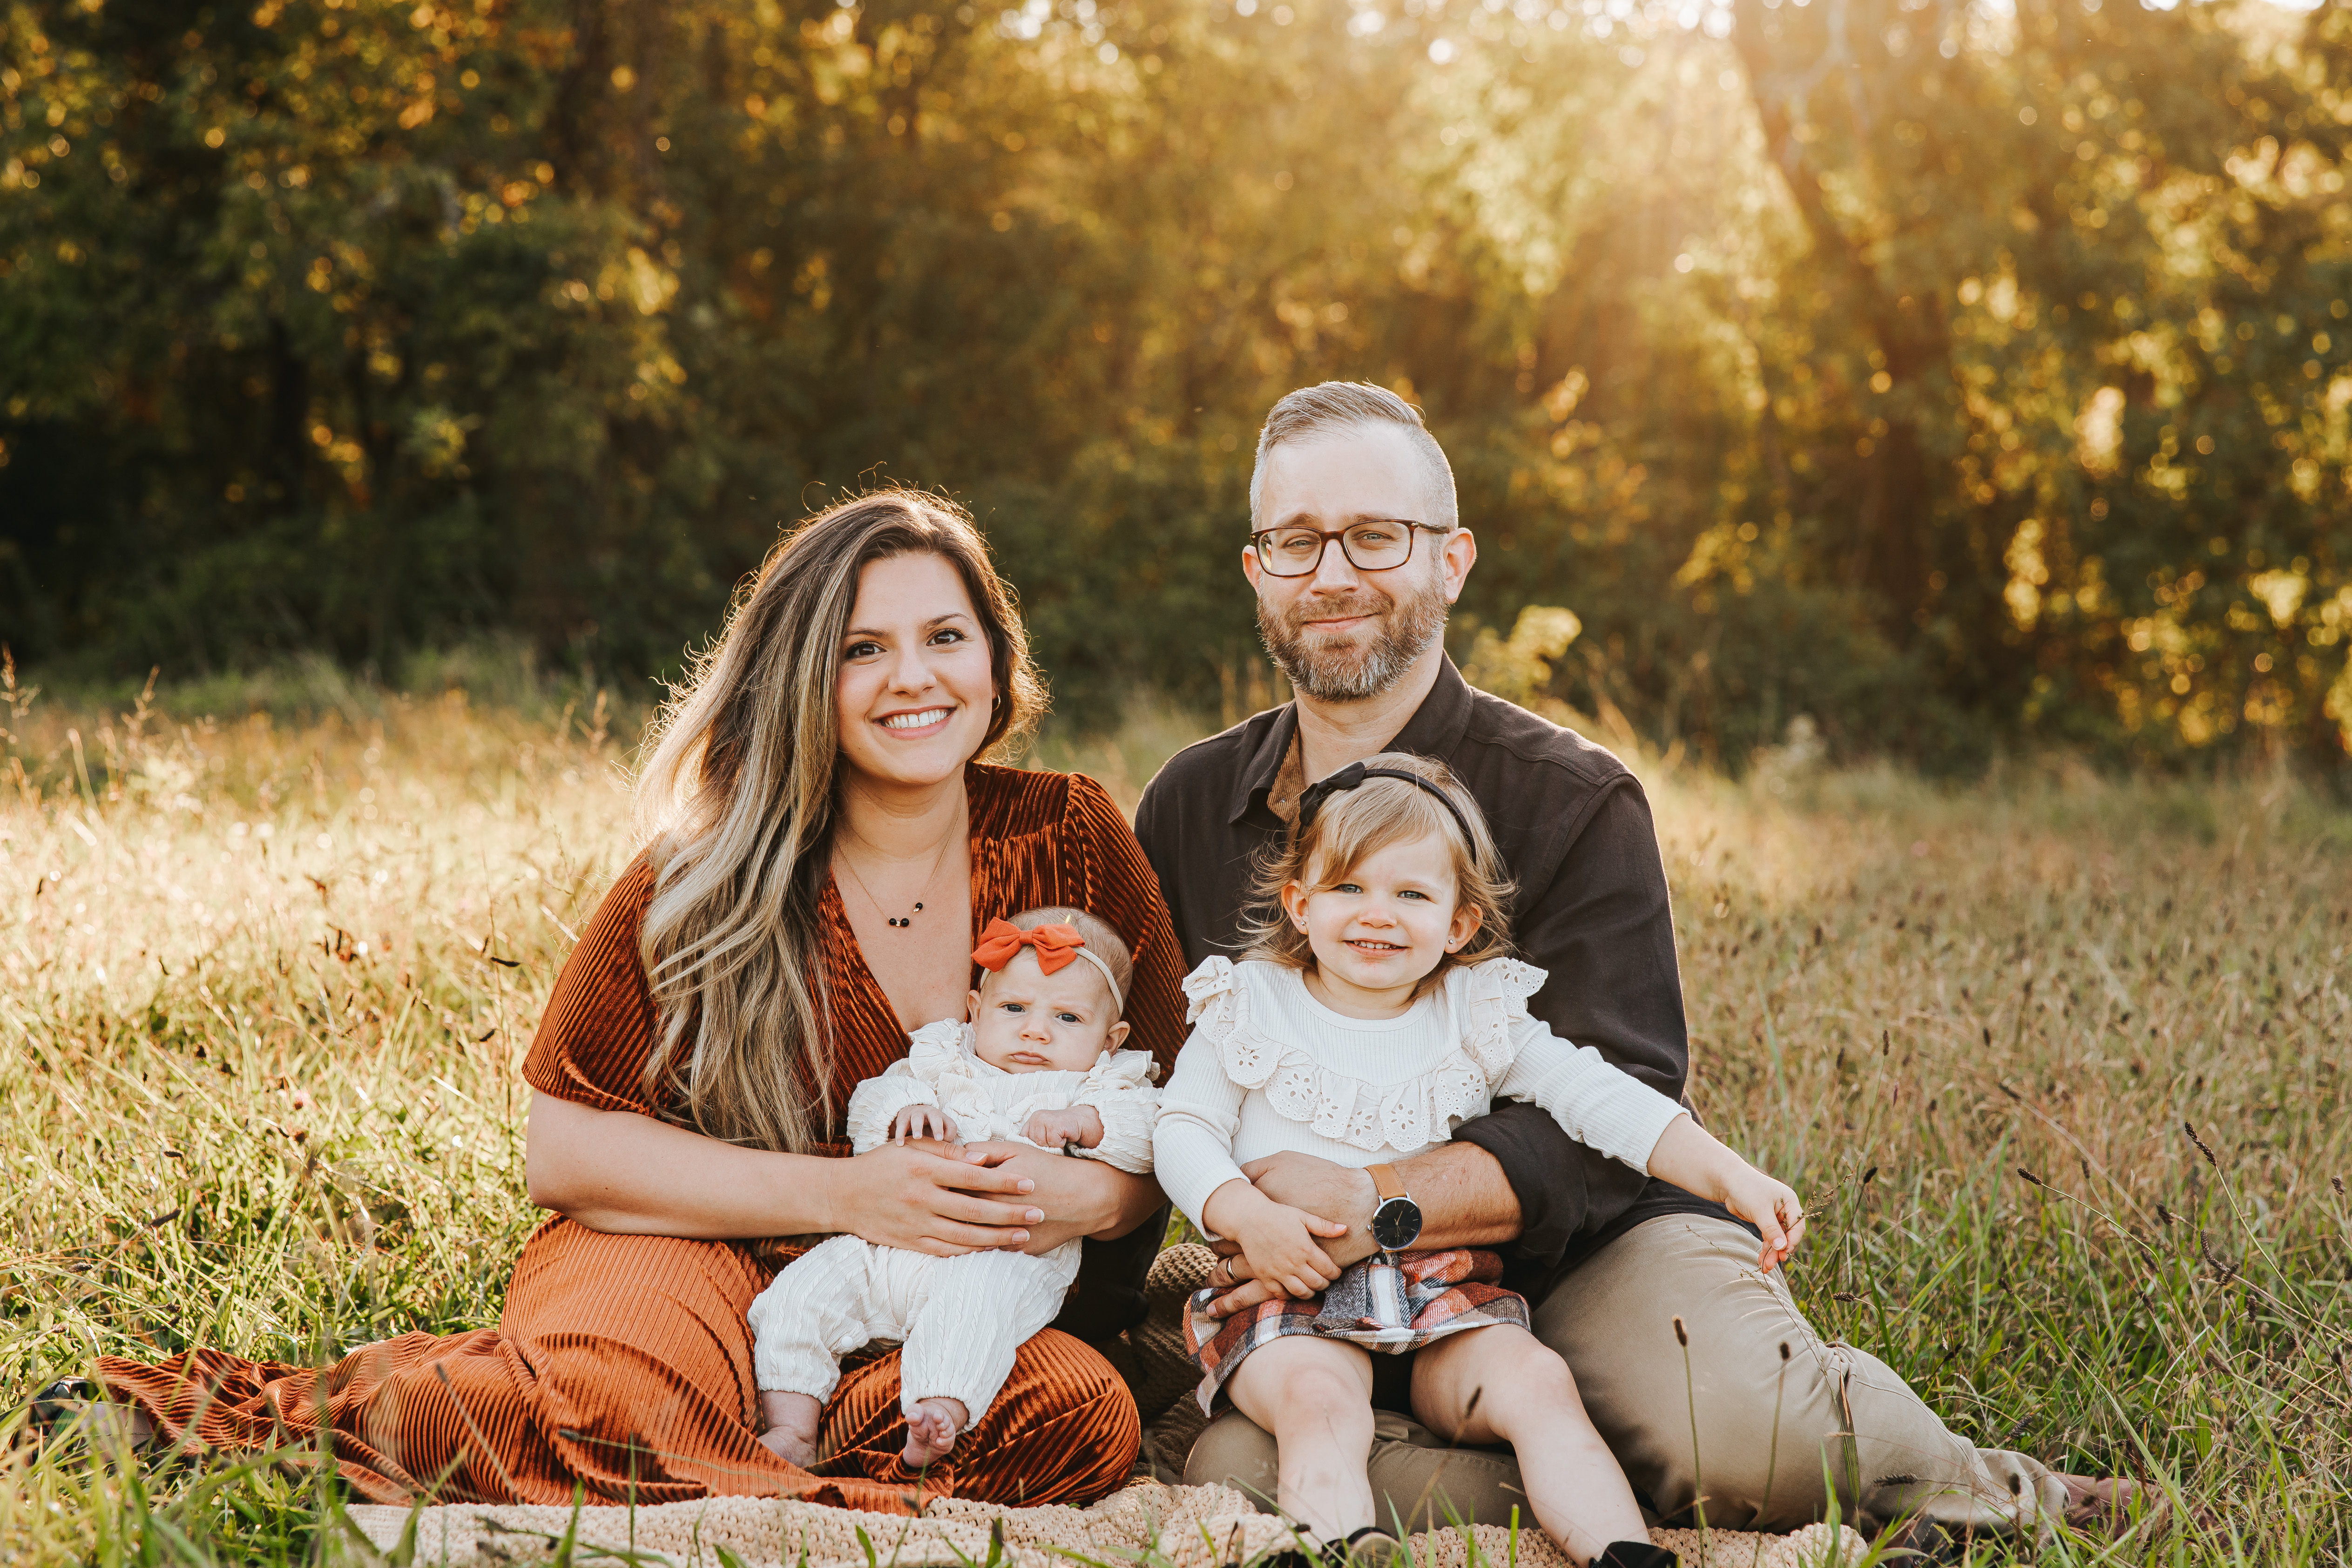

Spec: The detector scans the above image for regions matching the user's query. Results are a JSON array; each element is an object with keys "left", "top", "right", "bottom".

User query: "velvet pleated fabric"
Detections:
[{"left": 97, "top": 764, "right": 1188, "bottom": 1512}]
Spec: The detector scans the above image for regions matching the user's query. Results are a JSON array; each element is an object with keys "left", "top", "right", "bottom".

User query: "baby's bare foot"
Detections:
[
  {"left": 899, "top": 1396, "right": 967, "bottom": 1468},
  {"left": 758, "top": 1390, "right": 823, "bottom": 1467},
  {"left": 758, "top": 1424, "right": 817, "bottom": 1466}
]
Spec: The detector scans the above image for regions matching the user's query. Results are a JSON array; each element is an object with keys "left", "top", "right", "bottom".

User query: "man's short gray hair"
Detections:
[{"left": 1248, "top": 381, "right": 1459, "bottom": 532}]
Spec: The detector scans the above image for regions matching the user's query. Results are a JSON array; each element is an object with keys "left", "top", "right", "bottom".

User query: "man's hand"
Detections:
[
  {"left": 1238, "top": 1152, "right": 1379, "bottom": 1265},
  {"left": 891, "top": 1104, "right": 960, "bottom": 1145},
  {"left": 1196, "top": 1147, "right": 1528, "bottom": 1318},
  {"left": 1023, "top": 1105, "right": 1105, "bottom": 1151},
  {"left": 1195, "top": 1153, "right": 1374, "bottom": 1318},
  {"left": 1201, "top": 1177, "right": 1354, "bottom": 1302}
]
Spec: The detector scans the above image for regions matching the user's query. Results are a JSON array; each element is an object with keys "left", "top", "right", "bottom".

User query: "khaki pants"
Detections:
[{"left": 1184, "top": 1215, "right": 2070, "bottom": 1541}]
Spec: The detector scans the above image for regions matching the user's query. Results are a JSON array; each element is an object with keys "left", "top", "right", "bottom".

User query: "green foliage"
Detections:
[{"left": 3, "top": 0, "right": 2350, "bottom": 769}]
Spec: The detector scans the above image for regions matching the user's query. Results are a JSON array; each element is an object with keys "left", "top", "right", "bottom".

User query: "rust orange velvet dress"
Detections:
[{"left": 97, "top": 765, "right": 1187, "bottom": 1512}]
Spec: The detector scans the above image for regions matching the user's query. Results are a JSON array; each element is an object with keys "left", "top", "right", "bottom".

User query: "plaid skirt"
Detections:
[{"left": 1183, "top": 1249, "right": 1528, "bottom": 1413}]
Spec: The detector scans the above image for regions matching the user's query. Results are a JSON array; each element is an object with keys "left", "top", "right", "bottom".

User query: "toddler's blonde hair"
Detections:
[{"left": 1241, "top": 752, "right": 1515, "bottom": 981}]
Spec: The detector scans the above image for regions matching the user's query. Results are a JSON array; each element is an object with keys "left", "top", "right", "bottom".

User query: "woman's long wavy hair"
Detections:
[{"left": 632, "top": 489, "right": 1046, "bottom": 1152}]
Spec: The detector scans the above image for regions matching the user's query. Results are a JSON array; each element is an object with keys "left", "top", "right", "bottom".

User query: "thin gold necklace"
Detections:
[{"left": 835, "top": 815, "right": 960, "bottom": 930}]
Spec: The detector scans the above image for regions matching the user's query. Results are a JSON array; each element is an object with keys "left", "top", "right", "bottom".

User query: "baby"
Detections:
[
  {"left": 1155, "top": 755, "right": 1804, "bottom": 1568},
  {"left": 748, "top": 906, "right": 1158, "bottom": 1469}
]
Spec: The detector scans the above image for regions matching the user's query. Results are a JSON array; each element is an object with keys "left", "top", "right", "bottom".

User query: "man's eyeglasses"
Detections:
[{"left": 1249, "top": 520, "right": 1449, "bottom": 577}]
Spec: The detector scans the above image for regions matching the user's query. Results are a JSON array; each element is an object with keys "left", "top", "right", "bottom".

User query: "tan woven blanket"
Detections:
[{"left": 343, "top": 1480, "right": 1866, "bottom": 1568}]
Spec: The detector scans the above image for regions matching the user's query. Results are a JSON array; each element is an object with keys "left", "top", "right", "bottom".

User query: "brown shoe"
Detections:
[{"left": 2055, "top": 1473, "right": 2170, "bottom": 1539}]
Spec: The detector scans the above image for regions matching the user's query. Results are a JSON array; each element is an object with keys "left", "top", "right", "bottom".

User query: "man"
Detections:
[{"left": 1131, "top": 382, "right": 2150, "bottom": 1548}]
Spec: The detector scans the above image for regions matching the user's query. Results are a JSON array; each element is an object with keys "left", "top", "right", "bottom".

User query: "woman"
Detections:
[{"left": 90, "top": 491, "right": 1188, "bottom": 1512}]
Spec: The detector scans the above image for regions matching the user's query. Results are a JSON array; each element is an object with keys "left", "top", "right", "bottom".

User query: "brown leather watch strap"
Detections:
[{"left": 1366, "top": 1162, "right": 1407, "bottom": 1203}]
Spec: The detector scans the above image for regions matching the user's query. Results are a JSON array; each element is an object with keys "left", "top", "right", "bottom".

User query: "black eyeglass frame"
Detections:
[{"left": 1248, "top": 519, "right": 1453, "bottom": 577}]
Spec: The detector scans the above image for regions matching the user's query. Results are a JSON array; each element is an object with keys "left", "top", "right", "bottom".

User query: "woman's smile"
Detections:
[
  {"left": 878, "top": 706, "right": 956, "bottom": 734},
  {"left": 834, "top": 552, "right": 999, "bottom": 790}
]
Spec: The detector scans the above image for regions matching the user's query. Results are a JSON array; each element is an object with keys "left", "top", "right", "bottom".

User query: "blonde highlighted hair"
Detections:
[
  {"left": 632, "top": 487, "right": 1045, "bottom": 1152},
  {"left": 1241, "top": 752, "right": 1515, "bottom": 980}
]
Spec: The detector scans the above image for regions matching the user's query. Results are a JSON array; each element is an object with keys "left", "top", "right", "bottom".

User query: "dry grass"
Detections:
[{"left": 2, "top": 665, "right": 2347, "bottom": 1564}]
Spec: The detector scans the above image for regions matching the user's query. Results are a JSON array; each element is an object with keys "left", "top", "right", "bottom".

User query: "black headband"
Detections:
[{"left": 1294, "top": 761, "right": 1479, "bottom": 849}]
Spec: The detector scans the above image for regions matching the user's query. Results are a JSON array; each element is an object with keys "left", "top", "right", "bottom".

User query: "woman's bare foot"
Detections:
[
  {"left": 95, "top": 1404, "right": 154, "bottom": 1451},
  {"left": 31, "top": 1379, "right": 154, "bottom": 1454},
  {"left": 757, "top": 1390, "right": 823, "bottom": 1467},
  {"left": 900, "top": 1396, "right": 967, "bottom": 1468}
]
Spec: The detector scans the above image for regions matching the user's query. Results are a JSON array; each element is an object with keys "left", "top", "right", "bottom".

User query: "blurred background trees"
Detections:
[{"left": 4, "top": 0, "right": 2349, "bottom": 771}]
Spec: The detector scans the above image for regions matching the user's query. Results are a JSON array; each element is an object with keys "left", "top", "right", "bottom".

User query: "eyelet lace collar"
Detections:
[{"left": 1179, "top": 955, "right": 1546, "bottom": 1153}]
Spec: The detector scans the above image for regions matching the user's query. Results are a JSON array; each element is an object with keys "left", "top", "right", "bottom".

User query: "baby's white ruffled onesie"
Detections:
[{"left": 746, "top": 1020, "right": 1159, "bottom": 1425}]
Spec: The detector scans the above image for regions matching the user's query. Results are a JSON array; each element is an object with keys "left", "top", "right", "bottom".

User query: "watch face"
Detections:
[{"left": 1371, "top": 1197, "right": 1422, "bottom": 1252}]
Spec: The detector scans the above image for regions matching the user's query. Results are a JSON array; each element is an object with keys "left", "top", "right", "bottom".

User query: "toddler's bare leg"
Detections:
[
  {"left": 901, "top": 1396, "right": 970, "bottom": 1468},
  {"left": 1223, "top": 1336, "right": 1378, "bottom": 1544},
  {"left": 1411, "top": 1325, "right": 1646, "bottom": 1567},
  {"left": 758, "top": 1390, "right": 824, "bottom": 1466}
]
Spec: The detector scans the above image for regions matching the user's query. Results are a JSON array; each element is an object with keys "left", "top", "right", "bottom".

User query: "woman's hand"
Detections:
[
  {"left": 958, "top": 1142, "right": 1161, "bottom": 1252},
  {"left": 891, "top": 1103, "right": 960, "bottom": 1145},
  {"left": 824, "top": 1142, "right": 1047, "bottom": 1257},
  {"left": 526, "top": 1092, "right": 1039, "bottom": 1250}
]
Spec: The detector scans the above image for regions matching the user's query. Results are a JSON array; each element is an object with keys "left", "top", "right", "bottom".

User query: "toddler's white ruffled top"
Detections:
[
  {"left": 843, "top": 1020, "right": 1160, "bottom": 1172},
  {"left": 1152, "top": 955, "right": 1687, "bottom": 1237}
]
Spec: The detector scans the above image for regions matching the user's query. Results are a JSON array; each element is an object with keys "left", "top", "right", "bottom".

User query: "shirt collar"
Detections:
[
  {"left": 1227, "top": 702, "right": 1300, "bottom": 825},
  {"left": 1226, "top": 655, "right": 1476, "bottom": 826}
]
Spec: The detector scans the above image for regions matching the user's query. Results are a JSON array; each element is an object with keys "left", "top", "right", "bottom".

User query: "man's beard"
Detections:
[{"left": 1257, "top": 569, "right": 1450, "bottom": 703}]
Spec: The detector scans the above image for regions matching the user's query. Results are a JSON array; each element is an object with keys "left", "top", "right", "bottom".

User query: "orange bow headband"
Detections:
[{"left": 971, "top": 919, "right": 1125, "bottom": 1014}]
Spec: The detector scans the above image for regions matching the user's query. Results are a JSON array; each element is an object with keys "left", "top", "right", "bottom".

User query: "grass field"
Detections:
[{"left": 2, "top": 663, "right": 2348, "bottom": 1565}]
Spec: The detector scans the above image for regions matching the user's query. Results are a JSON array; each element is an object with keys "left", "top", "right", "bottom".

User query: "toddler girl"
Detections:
[
  {"left": 750, "top": 906, "right": 1158, "bottom": 1469},
  {"left": 1154, "top": 755, "right": 1804, "bottom": 1568}
]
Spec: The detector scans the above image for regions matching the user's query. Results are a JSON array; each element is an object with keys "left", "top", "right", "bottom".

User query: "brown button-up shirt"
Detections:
[{"left": 1133, "top": 657, "right": 1735, "bottom": 1297}]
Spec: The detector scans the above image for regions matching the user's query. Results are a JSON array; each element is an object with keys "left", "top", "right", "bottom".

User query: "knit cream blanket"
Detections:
[{"left": 343, "top": 1480, "right": 1865, "bottom": 1568}]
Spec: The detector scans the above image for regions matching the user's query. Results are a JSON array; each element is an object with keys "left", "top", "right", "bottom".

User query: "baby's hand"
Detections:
[
  {"left": 891, "top": 1103, "right": 960, "bottom": 1146},
  {"left": 1230, "top": 1201, "right": 1351, "bottom": 1299},
  {"left": 1722, "top": 1168, "right": 1807, "bottom": 1272},
  {"left": 1025, "top": 1106, "right": 1104, "bottom": 1151}
]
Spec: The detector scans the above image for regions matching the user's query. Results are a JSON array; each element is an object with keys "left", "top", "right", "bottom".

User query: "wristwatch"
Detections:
[{"left": 1365, "top": 1163, "right": 1423, "bottom": 1252}]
